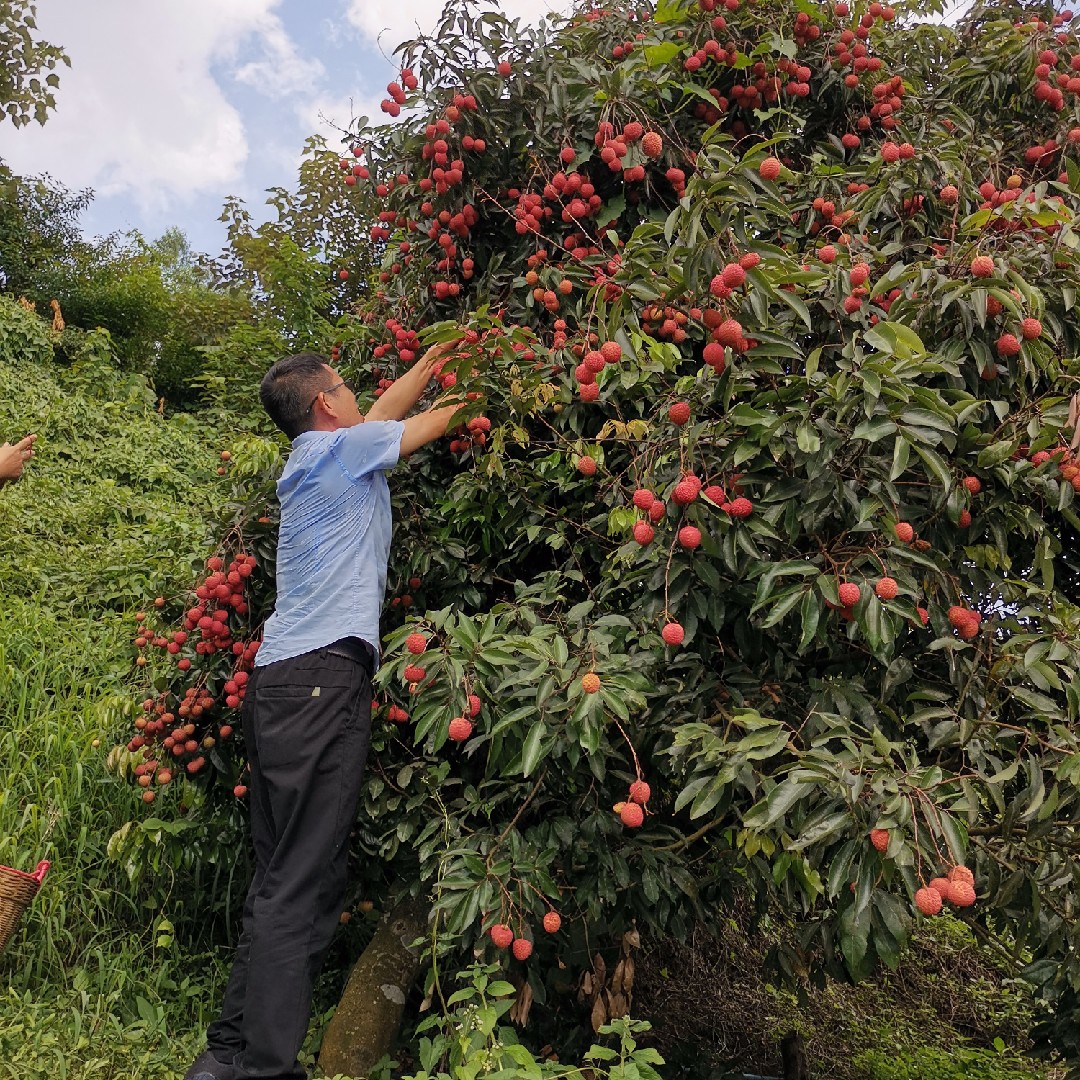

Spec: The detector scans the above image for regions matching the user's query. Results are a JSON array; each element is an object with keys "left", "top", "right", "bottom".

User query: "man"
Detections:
[
  {"left": 0, "top": 433, "right": 36, "bottom": 485},
  {"left": 187, "top": 339, "right": 464, "bottom": 1080}
]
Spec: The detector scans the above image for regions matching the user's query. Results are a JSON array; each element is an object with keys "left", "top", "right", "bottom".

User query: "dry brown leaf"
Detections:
[
  {"left": 622, "top": 955, "right": 635, "bottom": 994},
  {"left": 510, "top": 980, "right": 534, "bottom": 1027},
  {"left": 1069, "top": 391, "right": 1080, "bottom": 452},
  {"left": 611, "top": 958, "right": 626, "bottom": 994},
  {"left": 593, "top": 952, "right": 607, "bottom": 987},
  {"left": 590, "top": 993, "right": 607, "bottom": 1032},
  {"left": 608, "top": 991, "right": 628, "bottom": 1019},
  {"left": 623, "top": 927, "right": 641, "bottom": 950},
  {"left": 581, "top": 971, "right": 593, "bottom": 997}
]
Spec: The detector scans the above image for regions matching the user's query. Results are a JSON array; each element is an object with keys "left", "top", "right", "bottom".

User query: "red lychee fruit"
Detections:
[
  {"left": 672, "top": 476, "right": 701, "bottom": 504},
  {"left": 600, "top": 341, "right": 623, "bottom": 363},
  {"left": 948, "top": 865, "right": 975, "bottom": 886},
  {"left": 661, "top": 621, "right": 684, "bottom": 645},
  {"left": 957, "top": 509, "right": 972, "bottom": 528},
  {"left": 581, "top": 672, "right": 601, "bottom": 694},
  {"left": 946, "top": 879, "right": 976, "bottom": 907},
  {"left": 512, "top": 937, "right": 533, "bottom": 959},
  {"left": 642, "top": 131, "right": 663, "bottom": 157},
  {"left": 577, "top": 456, "right": 597, "bottom": 476},
  {"left": 759, "top": 157, "right": 781, "bottom": 180},
  {"left": 881, "top": 142, "right": 900, "bottom": 163},
  {"left": 875, "top": 577, "right": 898, "bottom": 600},
  {"left": 962, "top": 475, "right": 981, "bottom": 494},
  {"left": 915, "top": 886, "right": 943, "bottom": 916},
  {"left": 490, "top": 923, "right": 514, "bottom": 948},
  {"left": 970, "top": 255, "right": 994, "bottom": 278},
  {"left": 406, "top": 632, "right": 427, "bottom": 654},
  {"left": 838, "top": 582, "right": 861, "bottom": 607},
  {"left": 543, "top": 910, "right": 562, "bottom": 933},
  {"left": 894, "top": 521, "right": 914, "bottom": 542},
  {"left": 629, "top": 780, "right": 651, "bottom": 804},
  {"left": 497, "top": 60, "right": 512, "bottom": 76},
  {"left": 721, "top": 263, "right": 747, "bottom": 289},
  {"left": 448, "top": 716, "right": 473, "bottom": 742},
  {"left": 620, "top": 802, "right": 644, "bottom": 827},
  {"left": 632, "top": 488, "right": 656, "bottom": 510},
  {"left": 678, "top": 525, "right": 702, "bottom": 549},
  {"left": 928, "top": 877, "right": 952, "bottom": 896},
  {"left": 996, "top": 332, "right": 1020, "bottom": 357},
  {"left": 668, "top": 401, "right": 691, "bottom": 425},
  {"left": 633, "top": 521, "right": 655, "bottom": 545},
  {"left": 870, "top": 828, "right": 890, "bottom": 852},
  {"left": 939, "top": 184, "right": 958, "bottom": 203},
  {"left": 725, "top": 496, "right": 753, "bottom": 518},
  {"left": 1020, "top": 317, "right": 1042, "bottom": 340}
]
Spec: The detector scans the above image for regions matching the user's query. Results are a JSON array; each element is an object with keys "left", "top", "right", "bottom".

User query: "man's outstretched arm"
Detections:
[
  {"left": 399, "top": 401, "right": 467, "bottom": 457},
  {"left": 366, "top": 338, "right": 462, "bottom": 423}
]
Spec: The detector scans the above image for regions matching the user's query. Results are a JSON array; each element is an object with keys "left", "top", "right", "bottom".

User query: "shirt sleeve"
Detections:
[{"left": 334, "top": 420, "right": 405, "bottom": 480}]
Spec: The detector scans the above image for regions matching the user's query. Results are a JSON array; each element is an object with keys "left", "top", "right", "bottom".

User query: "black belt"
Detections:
[{"left": 325, "top": 636, "right": 376, "bottom": 673}]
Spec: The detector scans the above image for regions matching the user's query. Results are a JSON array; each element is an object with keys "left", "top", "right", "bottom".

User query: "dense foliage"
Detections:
[{"left": 112, "top": 0, "right": 1080, "bottom": 1069}]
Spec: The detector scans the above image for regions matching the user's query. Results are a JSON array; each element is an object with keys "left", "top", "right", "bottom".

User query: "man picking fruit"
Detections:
[{"left": 186, "top": 338, "right": 463, "bottom": 1080}]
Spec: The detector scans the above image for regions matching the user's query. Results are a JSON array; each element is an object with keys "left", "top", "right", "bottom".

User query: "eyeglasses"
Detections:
[{"left": 306, "top": 377, "right": 356, "bottom": 414}]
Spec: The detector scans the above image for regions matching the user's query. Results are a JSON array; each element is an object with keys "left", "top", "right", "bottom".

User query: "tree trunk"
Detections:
[{"left": 318, "top": 896, "right": 429, "bottom": 1079}]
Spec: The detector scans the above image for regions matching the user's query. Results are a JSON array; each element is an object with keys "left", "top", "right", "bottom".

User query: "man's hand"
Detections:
[
  {"left": 0, "top": 434, "right": 36, "bottom": 485},
  {"left": 366, "top": 336, "right": 467, "bottom": 423},
  {"left": 417, "top": 336, "right": 465, "bottom": 377}
]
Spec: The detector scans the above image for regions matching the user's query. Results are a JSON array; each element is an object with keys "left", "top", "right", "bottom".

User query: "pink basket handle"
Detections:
[{"left": 31, "top": 860, "right": 50, "bottom": 884}]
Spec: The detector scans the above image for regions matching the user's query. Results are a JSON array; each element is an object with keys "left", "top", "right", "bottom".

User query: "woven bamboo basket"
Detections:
[{"left": 0, "top": 860, "right": 50, "bottom": 951}]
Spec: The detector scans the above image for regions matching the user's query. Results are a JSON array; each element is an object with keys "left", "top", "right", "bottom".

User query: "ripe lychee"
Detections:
[
  {"left": 577, "top": 456, "right": 597, "bottom": 476},
  {"left": 642, "top": 131, "right": 663, "bottom": 157},
  {"left": 406, "top": 632, "right": 427, "bottom": 655},
  {"left": 633, "top": 488, "right": 656, "bottom": 510},
  {"left": 970, "top": 255, "right": 994, "bottom": 278},
  {"left": 894, "top": 521, "right": 914, "bottom": 542},
  {"left": 633, "top": 520, "right": 655, "bottom": 545},
  {"left": 668, "top": 401, "right": 691, "bottom": 425},
  {"left": 512, "top": 937, "right": 533, "bottom": 959},
  {"left": 1020, "top": 317, "right": 1042, "bottom": 340},
  {"left": 946, "top": 879, "right": 976, "bottom": 907},
  {"left": 678, "top": 525, "right": 702, "bottom": 550},
  {"left": 914, "top": 886, "right": 943, "bottom": 916},
  {"left": 996, "top": 332, "right": 1021, "bottom": 357},
  {"left": 948, "top": 865, "right": 975, "bottom": 886},
  {"left": 490, "top": 923, "right": 514, "bottom": 948},
  {"left": 620, "top": 802, "right": 644, "bottom": 827},
  {"left": 870, "top": 828, "right": 890, "bottom": 852},
  {"left": 837, "top": 582, "right": 861, "bottom": 607},
  {"left": 759, "top": 157, "right": 781, "bottom": 180},
  {"left": 600, "top": 341, "right": 623, "bottom": 363},
  {"left": 448, "top": 716, "right": 473, "bottom": 742},
  {"left": 672, "top": 476, "right": 701, "bottom": 505},
  {"left": 661, "top": 621, "right": 684, "bottom": 645},
  {"left": 581, "top": 672, "right": 601, "bottom": 694},
  {"left": 928, "top": 877, "right": 952, "bottom": 897},
  {"left": 962, "top": 475, "right": 981, "bottom": 494},
  {"left": 939, "top": 184, "right": 958, "bottom": 203},
  {"left": 543, "top": 910, "right": 562, "bottom": 933},
  {"left": 629, "top": 780, "right": 651, "bottom": 804},
  {"left": 725, "top": 496, "right": 753, "bottom": 518},
  {"left": 875, "top": 577, "right": 898, "bottom": 600}
]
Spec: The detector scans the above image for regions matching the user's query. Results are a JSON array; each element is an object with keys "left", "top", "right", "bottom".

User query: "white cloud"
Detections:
[
  {"left": 0, "top": 0, "right": 320, "bottom": 213},
  {"left": 344, "top": 0, "right": 574, "bottom": 58},
  {"left": 233, "top": 18, "right": 326, "bottom": 99}
]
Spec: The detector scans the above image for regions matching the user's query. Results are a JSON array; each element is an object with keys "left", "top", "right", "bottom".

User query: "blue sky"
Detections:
[{"left": 0, "top": 1, "right": 562, "bottom": 258}]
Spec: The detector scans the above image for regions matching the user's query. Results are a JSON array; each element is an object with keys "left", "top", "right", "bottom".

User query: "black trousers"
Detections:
[{"left": 205, "top": 642, "right": 373, "bottom": 1080}]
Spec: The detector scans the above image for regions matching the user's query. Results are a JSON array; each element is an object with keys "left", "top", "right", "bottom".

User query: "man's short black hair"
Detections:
[{"left": 260, "top": 353, "right": 335, "bottom": 439}]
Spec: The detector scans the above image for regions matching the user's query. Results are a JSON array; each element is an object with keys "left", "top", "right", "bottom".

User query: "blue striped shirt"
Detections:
[{"left": 256, "top": 420, "right": 405, "bottom": 668}]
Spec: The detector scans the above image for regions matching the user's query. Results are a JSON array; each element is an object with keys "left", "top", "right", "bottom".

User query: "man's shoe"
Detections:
[{"left": 184, "top": 1048, "right": 238, "bottom": 1080}]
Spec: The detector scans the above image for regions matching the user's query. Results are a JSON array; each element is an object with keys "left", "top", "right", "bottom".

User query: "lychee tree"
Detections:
[{"left": 122, "top": 0, "right": 1080, "bottom": 1066}]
